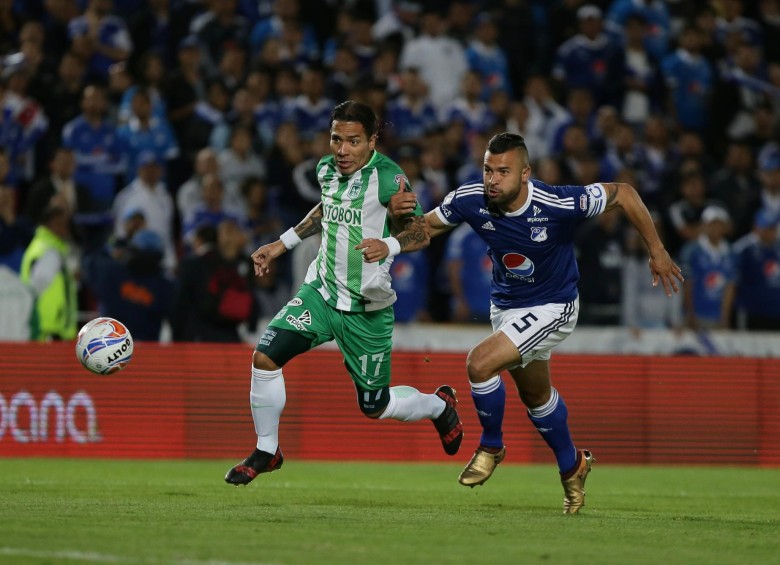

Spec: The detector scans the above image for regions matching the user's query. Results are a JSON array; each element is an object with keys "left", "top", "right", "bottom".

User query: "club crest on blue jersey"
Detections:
[
  {"left": 530, "top": 226, "right": 548, "bottom": 242},
  {"left": 502, "top": 253, "right": 535, "bottom": 277}
]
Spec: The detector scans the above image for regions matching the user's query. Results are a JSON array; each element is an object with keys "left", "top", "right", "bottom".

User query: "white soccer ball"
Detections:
[{"left": 75, "top": 317, "right": 134, "bottom": 375}]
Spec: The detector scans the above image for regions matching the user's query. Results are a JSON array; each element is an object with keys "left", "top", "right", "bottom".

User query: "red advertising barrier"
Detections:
[{"left": 1, "top": 342, "right": 779, "bottom": 466}]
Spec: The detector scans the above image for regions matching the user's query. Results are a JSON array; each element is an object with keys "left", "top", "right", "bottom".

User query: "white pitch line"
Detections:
[{"left": 0, "top": 547, "right": 282, "bottom": 565}]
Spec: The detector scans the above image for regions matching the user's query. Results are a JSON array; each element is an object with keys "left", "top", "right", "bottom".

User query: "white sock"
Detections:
[
  {"left": 250, "top": 367, "right": 286, "bottom": 453},
  {"left": 379, "top": 386, "right": 445, "bottom": 422}
]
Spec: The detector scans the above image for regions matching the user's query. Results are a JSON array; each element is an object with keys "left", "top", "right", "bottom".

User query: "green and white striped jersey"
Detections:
[{"left": 304, "top": 150, "right": 421, "bottom": 312}]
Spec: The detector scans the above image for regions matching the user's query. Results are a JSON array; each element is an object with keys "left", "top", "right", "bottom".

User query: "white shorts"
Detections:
[{"left": 490, "top": 298, "right": 579, "bottom": 368}]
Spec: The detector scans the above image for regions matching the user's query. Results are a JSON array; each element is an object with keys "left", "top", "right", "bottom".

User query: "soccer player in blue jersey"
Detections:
[{"left": 389, "top": 132, "right": 683, "bottom": 513}]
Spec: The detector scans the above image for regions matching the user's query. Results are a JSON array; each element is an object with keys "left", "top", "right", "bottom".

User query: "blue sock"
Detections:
[
  {"left": 470, "top": 376, "right": 506, "bottom": 449},
  {"left": 527, "top": 388, "right": 577, "bottom": 474}
]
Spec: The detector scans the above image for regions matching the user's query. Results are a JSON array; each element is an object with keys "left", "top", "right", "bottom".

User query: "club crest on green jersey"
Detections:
[{"left": 347, "top": 177, "right": 363, "bottom": 199}]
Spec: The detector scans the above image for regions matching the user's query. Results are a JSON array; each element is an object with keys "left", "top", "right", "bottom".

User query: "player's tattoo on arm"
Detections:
[
  {"left": 397, "top": 215, "right": 429, "bottom": 252},
  {"left": 602, "top": 183, "right": 620, "bottom": 211},
  {"left": 294, "top": 203, "right": 323, "bottom": 240}
]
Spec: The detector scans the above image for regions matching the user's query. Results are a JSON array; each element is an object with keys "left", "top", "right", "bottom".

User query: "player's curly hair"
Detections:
[{"left": 331, "top": 100, "right": 380, "bottom": 139}]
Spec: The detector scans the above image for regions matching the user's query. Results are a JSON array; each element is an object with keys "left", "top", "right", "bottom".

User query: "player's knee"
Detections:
[
  {"left": 355, "top": 385, "right": 390, "bottom": 419},
  {"left": 252, "top": 350, "right": 279, "bottom": 371},
  {"left": 466, "top": 349, "right": 493, "bottom": 383},
  {"left": 519, "top": 389, "right": 550, "bottom": 409}
]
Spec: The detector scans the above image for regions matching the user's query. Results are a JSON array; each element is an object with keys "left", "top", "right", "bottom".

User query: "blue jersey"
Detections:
[
  {"left": 733, "top": 234, "right": 780, "bottom": 317},
  {"left": 435, "top": 179, "right": 608, "bottom": 309},
  {"left": 679, "top": 237, "right": 735, "bottom": 322},
  {"left": 661, "top": 49, "right": 713, "bottom": 132},
  {"left": 62, "top": 115, "right": 120, "bottom": 205}
]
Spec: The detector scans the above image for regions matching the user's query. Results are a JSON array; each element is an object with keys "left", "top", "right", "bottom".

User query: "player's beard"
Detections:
[
  {"left": 483, "top": 192, "right": 501, "bottom": 216},
  {"left": 484, "top": 184, "right": 521, "bottom": 214}
]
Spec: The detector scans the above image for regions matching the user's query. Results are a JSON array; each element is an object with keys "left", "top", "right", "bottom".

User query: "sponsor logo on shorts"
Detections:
[
  {"left": 259, "top": 329, "right": 277, "bottom": 347},
  {"left": 287, "top": 297, "right": 303, "bottom": 307},
  {"left": 285, "top": 315, "right": 306, "bottom": 331},
  {"left": 298, "top": 310, "right": 312, "bottom": 325}
]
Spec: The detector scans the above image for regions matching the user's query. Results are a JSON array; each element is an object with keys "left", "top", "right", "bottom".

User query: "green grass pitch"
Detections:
[{"left": 1, "top": 458, "right": 778, "bottom": 565}]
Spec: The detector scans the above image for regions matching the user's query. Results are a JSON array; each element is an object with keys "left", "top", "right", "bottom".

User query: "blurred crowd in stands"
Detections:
[{"left": 1, "top": 0, "right": 779, "bottom": 342}]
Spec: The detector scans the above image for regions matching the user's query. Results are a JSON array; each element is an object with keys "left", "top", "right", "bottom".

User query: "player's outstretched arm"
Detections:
[
  {"left": 602, "top": 182, "right": 684, "bottom": 296},
  {"left": 252, "top": 202, "right": 323, "bottom": 277}
]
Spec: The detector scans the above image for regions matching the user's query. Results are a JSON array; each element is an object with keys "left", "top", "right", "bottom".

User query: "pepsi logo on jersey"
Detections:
[{"left": 502, "top": 253, "right": 535, "bottom": 278}]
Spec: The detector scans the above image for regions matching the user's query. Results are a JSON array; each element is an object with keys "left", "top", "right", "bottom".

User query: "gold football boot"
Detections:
[
  {"left": 561, "top": 449, "right": 595, "bottom": 514},
  {"left": 458, "top": 446, "right": 506, "bottom": 487}
]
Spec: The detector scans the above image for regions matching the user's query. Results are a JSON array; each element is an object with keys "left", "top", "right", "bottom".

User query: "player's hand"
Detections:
[
  {"left": 355, "top": 238, "right": 389, "bottom": 263},
  {"left": 251, "top": 240, "right": 286, "bottom": 277},
  {"left": 648, "top": 249, "right": 684, "bottom": 296},
  {"left": 387, "top": 177, "right": 417, "bottom": 220}
]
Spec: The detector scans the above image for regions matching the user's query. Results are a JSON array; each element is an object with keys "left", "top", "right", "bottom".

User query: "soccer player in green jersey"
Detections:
[{"left": 225, "top": 101, "right": 464, "bottom": 485}]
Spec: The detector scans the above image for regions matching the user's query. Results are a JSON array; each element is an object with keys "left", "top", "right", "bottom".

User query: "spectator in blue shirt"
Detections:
[
  {"left": 116, "top": 88, "right": 179, "bottom": 183},
  {"left": 282, "top": 65, "right": 334, "bottom": 142},
  {"left": 391, "top": 250, "right": 430, "bottom": 323},
  {"left": 733, "top": 208, "right": 780, "bottom": 330},
  {"left": 439, "top": 70, "right": 498, "bottom": 144},
  {"left": 552, "top": 4, "right": 623, "bottom": 106},
  {"left": 445, "top": 223, "right": 492, "bottom": 324},
  {"left": 61, "top": 84, "right": 119, "bottom": 210},
  {"left": 189, "top": 0, "right": 249, "bottom": 77},
  {"left": 182, "top": 172, "right": 241, "bottom": 248},
  {"left": 249, "top": 0, "right": 318, "bottom": 62},
  {"left": 714, "top": 0, "right": 763, "bottom": 48},
  {"left": 465, "top": 12, "right": 512, "bottom": 101},
  {"left": 680, "top": 205, "right": 736, "bottom": 330},
  {"left": 385, "top": 68, "right": 439, "bottom": 151},
  {"left": 661, "top": 24, "right": 713, "bottom": 133},
  {"left": 68, "top": 0, "right": 133, "bottom": 83},
  {"left": 118, "top": 51, "right": 167, "bottom": 124},
  {"left": 245, "top": 67, "right": 282, "bottom": 151},
  {"left": 618, "top": 13, "right": 665, "bottom": 130},
  {"left": 0, "top": 56, "right": 49, "bottom": 185},
  {"left": 606, "top": 0, "right": 671, "bottom": 62}
]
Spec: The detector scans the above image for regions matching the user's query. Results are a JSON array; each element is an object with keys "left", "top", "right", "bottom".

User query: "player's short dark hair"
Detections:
[
  {"left": 331, "top": 100, "right": 379, "bottom": 138},
  {"left": 487, "top": 132, "right": 530, "bottom": 162}
]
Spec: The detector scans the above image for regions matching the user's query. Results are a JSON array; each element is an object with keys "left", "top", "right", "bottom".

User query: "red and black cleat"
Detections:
[
  {"left": 224, "top": 447, "right": 284, "bottom": 485},
  {"left": 432, "top": 385, "right": 464, "bottom": 456}
]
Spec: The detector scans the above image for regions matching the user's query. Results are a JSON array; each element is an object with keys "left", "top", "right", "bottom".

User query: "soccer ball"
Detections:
[{"left": 75, "top": 317, "right": 134, "bottom": 375}]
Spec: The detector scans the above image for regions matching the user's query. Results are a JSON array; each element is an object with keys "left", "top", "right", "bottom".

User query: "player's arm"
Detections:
[
  {"left": 359, "top": 177, "right": 431, "bottom": 263},
  {"left": 357, "top": 213, "right": 430, "bottom": 263},
  {"left": 251, "top": 202, "right": 322, "bottom": 277},
  {"left": 601, "top": 182, "right": 684, "bottom": 296},
  {"left": 387, "top": 185, "right": 454, "bottom": 240}
]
